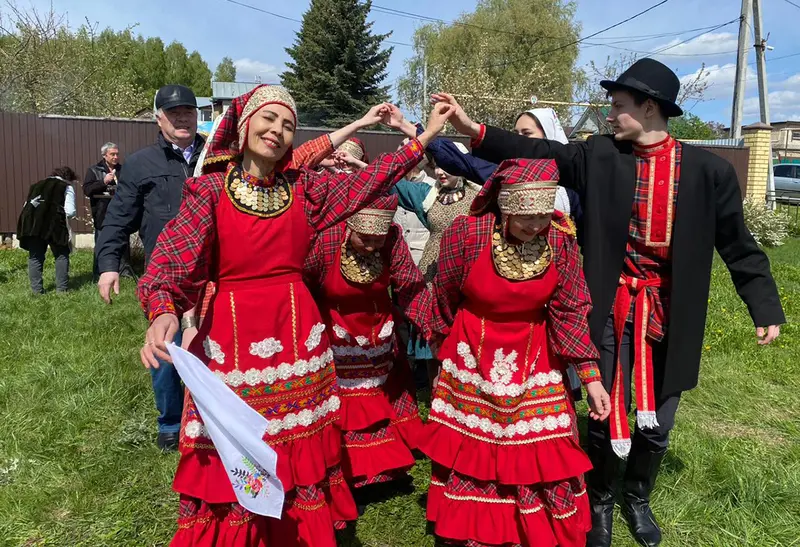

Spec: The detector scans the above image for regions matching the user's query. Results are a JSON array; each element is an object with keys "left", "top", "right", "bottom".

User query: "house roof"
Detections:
[
  {"left": 212, "top": 82, "right": 261, "bottom": 100},
  {"left": 569, "top": 106, "right": 611, "bottom": 138}
]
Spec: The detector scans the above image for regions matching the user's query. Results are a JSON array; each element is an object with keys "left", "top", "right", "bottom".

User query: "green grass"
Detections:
[{"left": 0, "top": 245, "right": 798, "bottom": 546}]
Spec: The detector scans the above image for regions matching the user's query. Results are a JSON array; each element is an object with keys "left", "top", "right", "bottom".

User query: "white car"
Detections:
[{"left": 773, "top": 163, "right": 800, "bottom": 202}]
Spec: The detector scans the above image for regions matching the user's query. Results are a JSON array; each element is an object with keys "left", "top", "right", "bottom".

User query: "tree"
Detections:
[
  {"left": 0, "top": 4, "right": 215, "bottom": 116},
  {"left": 281, "top": 0, "right": 392, "bottom": 127},
  {"left": 398, "top": 0, "right": 581, "bottom": 125},
  {"left": 668, "top": 113, "right": 717, "bottom": 141},
  {"left": 186, "top": 51, "right": 212, "bottom": 96},
  {"left": 214, "top": 56, "right": 237, "bottom": 82}
]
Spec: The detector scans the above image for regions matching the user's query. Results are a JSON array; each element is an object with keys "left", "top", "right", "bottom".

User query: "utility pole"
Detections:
[
  {"left": 422, "top": 48, "right": 428, "bottom": 124},
  {"left": 753, "top": 0, "right": 776, "bottom": 208},
  {"left": 731, "top": 0, "right": 753, "bottom": 139}
]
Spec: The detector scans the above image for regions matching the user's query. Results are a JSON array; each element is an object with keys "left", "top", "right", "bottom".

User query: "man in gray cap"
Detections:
[{"left": 96, "top": 84, "right": 204, "bottom": 451}]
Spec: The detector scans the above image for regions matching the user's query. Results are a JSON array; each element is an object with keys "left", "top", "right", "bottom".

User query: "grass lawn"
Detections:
[{"left": 0, "top": 244, "right": 798, "bottom": 547}]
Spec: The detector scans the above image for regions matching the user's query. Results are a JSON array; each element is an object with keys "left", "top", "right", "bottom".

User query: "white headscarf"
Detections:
[
  {"left": 520, "top": 108, "right": 569, "bottom": 144},
  {"left": 516, "top": 108, "right": 571, "bottom": 214}
]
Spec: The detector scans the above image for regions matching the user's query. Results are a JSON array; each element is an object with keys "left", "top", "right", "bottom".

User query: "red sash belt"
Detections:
[{"left": 610, "top": 274, "right": 663, "bottom": 458}]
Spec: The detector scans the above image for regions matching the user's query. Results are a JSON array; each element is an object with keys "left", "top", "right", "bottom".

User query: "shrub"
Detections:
[{"left": 742, "top": 199, "right": 789, "bottom": 247}]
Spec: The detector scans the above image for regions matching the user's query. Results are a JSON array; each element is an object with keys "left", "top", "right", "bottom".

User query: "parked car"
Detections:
[{"left": 773, "top": 163, "right": 800, "bottom": 202}]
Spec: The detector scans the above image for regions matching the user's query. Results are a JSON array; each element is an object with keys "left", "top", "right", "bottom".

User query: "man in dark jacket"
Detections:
[
  {"left": 83, "top": 142, "right": 134, "bottom": 281},
  {"left": 96, "top": 84, "right": 204, "bottom": 451},
  {"left": 439, "top": 58, "right": 784, "bottom": 547}
]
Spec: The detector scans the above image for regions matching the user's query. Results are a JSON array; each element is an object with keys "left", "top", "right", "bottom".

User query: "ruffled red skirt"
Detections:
[
  {"left": 339, "top": 357, "right": 423, "bottom": 487},
  {"left": 419, "top": 413, "right": 592, "bottom": 547},
  {"left": 171, "top": 393, "right": 358, "bottom": 547}
]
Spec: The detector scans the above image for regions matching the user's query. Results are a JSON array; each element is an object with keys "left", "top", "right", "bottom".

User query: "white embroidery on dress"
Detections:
[
  {"left": 441, "top": 359, "right": 561, "bottom": 397},
  {"left": 490, "top": 348, "right": 519, "bottom": 386},
  {"left": 203, "top": 336, "right": 225, "bottom": 365},
  {"left": 184, "top": 420, "right": 207, "bottom": 439},
  {"left": 332, "top": 342, "right": 393, "bottom": 360},
  {"left": 378, "top": 320, "right": 395, "bottom": 340},
  {"left": 457, "top": 342, "right": 477, "bottom": 370},
  {"left": 355, "top": 336, "right": 370, "bottom": 347},
  {"left": 249, "top": 338, "right": 284, "bottom": 359},
  {"left": 336, "top": 363, "right": 394, "bottom": 390},
  {"left": 332, "top": 324, "right": 350, "bottom": 341},
  {"left": 264, "top": 395, "right": 341, "bottom": 436},
  {"left": 213, "top": 349, "right": 334, "bottom": 387},
  {"left": 431, "top": 398, "right": 571, "bottom": 439},
  {"left": 305, "top": 323, "right": 326, "bottom": 352}
]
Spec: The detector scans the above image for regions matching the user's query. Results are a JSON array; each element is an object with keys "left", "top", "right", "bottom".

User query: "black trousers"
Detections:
[{"left": 587, "top": 315, "right": 681, "bottom": 451}]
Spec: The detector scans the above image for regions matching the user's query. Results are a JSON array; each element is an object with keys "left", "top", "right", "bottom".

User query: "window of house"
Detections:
[{"left": 791, "top": 130, "right": 800, "bottom": 141}]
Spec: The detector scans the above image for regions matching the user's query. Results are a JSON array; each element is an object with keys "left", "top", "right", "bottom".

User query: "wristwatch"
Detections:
[{"left": 180, "top": 315, "right": 198, "bottom": 330}]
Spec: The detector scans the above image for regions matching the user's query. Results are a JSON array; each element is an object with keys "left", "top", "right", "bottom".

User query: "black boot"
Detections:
[
  {"left": 586, "top": 439, "right": 620, "bottom": 547},
  {"left": 621, "top": 437, "right": 666, "bottom": 546}
]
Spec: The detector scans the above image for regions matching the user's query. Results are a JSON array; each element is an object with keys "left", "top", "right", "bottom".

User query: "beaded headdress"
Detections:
[{"left": 346, "top": 194, "right": 398, "bottom": 235}]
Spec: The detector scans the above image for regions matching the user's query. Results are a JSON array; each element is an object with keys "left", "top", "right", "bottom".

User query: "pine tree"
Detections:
[
  {"left": 214, "top": 57, "right": 237, "bottom": 82},
  {"left": 281, "top": 0, "right": 392, "bottom": 127}
]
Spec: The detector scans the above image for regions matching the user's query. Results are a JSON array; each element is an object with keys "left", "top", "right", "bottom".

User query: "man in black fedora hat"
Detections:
[{"left": 434, "top": 57, "right": 785, "bottom": 547}]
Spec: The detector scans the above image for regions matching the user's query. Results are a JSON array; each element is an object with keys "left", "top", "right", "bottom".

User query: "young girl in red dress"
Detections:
[
  {"left": 304, "top": 194, "right": 425, "bottom": 503},
  {"left": 414, "top": 158, "right": 611, "bottom": 547},
  {"left": 137, "top": 85, "right": 453, "bottom": 547}
]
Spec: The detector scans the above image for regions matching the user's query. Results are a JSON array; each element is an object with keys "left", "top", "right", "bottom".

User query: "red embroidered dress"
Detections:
[
  {"left": 138, "top": 87, "right": 426, "bottom": 547},
  {"left": 609, "top": 135, "right": 681, "bottom": 456},
  {"left": 304, "top": 207, "right": 425, "bottom": 487},
  {"left": 414, "top": 159, "right": 602, "bottom": 547}
]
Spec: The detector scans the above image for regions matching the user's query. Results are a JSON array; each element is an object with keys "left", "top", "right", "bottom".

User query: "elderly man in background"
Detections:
[
  {"left": 83, "top": 142, "right": 135, "bottom": 281},
  {"left": 96, "top": 84, "right": 204, "bottom": 451}
]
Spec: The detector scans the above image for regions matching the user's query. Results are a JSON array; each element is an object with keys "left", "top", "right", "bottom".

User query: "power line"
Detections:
[
  {"left": 780, "top": 0, "right": 800, "bottom": 10},
  {"left": 650, "top": 18, "right": 740, "bottom": 55},
  {"left": 223, "top": 0, "right": 412, "bottom": 47},
  {"left": 585, "top": 41, "right": 737, "bottom": 57},
  {"left": 479, "top": 0, "right": 671, "bottom": 70},
  {"left": 586, "top": 24, "right": 737, "bottom": 41}
]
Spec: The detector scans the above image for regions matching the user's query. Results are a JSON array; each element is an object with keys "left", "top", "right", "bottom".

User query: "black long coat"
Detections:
[{"left": 474, "top": 125, "right": 785, "bottom": 397}]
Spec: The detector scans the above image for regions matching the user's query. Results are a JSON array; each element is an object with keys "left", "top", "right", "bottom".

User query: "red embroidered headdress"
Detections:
[
  {"left": 337, "top": 137, "right": 370, "bottom": 164},
  {"left": 470, "top": 158, "right": 560, "bottom": 216},
  {"left": 346, "top": 193, "right": 398, "bottom": 236},
  {"left": 197, "top": 85, "right": 298, "bottom": 176}
]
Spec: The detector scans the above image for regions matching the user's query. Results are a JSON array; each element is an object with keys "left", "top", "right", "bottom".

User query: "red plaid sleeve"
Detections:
[
  {"left": 290, "top": 134, "right": 333, "bottom": 169},
  {"left": 302, "top": 138, "right": 425, "bottom": 231},
  {"left": 547, "top": 218, "right": 601, "bottom": 385},
  {"left": 302, "top": 224, "right": 343, "bottom": 288},
  {"left": 137, "top": 175, "right": 220, "bottom": 321},
  {"left": 387, "top": 224, "right": 427, "bottom": 324},
  {"left": 198, "top": 281, "right": 215, "bottom": 325}
]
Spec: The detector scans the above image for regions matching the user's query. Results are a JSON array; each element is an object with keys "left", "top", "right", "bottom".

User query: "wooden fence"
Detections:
[{"left": 0, "top": 111, "right": 748, "bottom": 234}]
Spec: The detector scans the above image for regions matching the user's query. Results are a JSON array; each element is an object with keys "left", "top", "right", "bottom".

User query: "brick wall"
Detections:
[{"left": 742, "top": 123, "right": 772, "bottom": 201}]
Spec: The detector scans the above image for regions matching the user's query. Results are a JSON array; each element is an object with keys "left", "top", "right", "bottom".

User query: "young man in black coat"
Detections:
[{"left": 436, "top": 58, "right": 785, "bottom": 547}]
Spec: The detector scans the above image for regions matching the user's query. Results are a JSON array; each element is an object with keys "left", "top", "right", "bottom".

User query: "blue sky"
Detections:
[{"left": 17, "top": 0, "right": 800, "bottom": 124}]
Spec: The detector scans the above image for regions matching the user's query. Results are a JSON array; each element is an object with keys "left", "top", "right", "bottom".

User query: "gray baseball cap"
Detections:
[{"left": 154, "top": 85, "right": 198, "bottom": 111}]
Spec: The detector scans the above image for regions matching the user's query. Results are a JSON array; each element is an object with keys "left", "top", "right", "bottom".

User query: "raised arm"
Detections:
[
  {"left": 432, "top": 93, "right": 589, "bottom": 194},
  {"left": 303, "top": 102, "right": 455, "bottom": 230},
  {"left": 714, "top": 163, "right": 785, "bottom": 341},
  {"left": 387, "top": 225, "right": 427, "bottom": 322}
]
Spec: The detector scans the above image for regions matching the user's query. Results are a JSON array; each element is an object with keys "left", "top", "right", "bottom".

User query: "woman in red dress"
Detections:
[
  {"left": 304, "top": 194, "right": 425, "bottom": 504},
  {"left": 137, "top": 85, "right": 453, "bottom": 546},
  {"left": 414, "top": 158, "right": 611, "bottom": 547}
]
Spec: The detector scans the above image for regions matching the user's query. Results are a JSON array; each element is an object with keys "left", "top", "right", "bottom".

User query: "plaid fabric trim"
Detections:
[
  {"left": 289, "top": 134, "right": 333, "bottom": 169},
  {"left": 623, "top": 139, "right": 682, "bottom": 341},
  {"left": 546, "top": 221, "right": 601, "bottom": 371}
]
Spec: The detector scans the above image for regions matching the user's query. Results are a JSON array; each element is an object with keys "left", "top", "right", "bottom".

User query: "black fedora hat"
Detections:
[{"left": 600, "top": 58, "right": 683, "bottom": 118}]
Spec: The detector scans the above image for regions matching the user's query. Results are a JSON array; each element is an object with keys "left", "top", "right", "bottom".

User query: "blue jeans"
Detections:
[{"left": 149, "top": 329, "right": 184, "bottom": 434}]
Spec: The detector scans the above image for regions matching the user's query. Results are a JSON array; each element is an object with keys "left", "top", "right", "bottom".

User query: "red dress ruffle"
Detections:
[{"left": 420, "top": 234, "right": 593, "bottom": 547}]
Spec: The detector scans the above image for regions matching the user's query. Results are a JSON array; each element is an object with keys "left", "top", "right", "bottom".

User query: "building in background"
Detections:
[
  {"left": 770, "top": 121, "right": 800, "bottom": 163},
  {"left": 568, "top": 106, "right": 611, "bottom": 140},
  {"left": 211, "top": 81, "right": 261, "bottom": 118}
]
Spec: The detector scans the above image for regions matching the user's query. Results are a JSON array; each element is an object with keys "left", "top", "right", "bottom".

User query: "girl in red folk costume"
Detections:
[
  {"left": 415, "top": 158, "right": 612, "bottom": 547},
  {"left": 137, "top": 85, "right": 453, "bottom": 547},
  {"left": 303, "top": 194, "right": 424, "bottom": 502}
]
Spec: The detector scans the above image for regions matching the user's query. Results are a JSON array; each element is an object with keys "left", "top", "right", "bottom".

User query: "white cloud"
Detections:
[
  {"left": 680, "top": 63, "right": 757, "bottom": 101},
  {"left": 743, "top": 90, "right": 800, "bottom": 121},
  {"left": 653, "top": 32, "right": 738, "bottom": 57},
  {"left": 233, "top": 58, "right": 282, "bottom": 83}
]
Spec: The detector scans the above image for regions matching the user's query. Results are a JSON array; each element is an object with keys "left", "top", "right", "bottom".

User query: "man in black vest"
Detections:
[
  {"left": 96, "top": 84, "right": 205, "bottom": 452},
  {"left": 437, "top": 58, "right": 784, "bottom": 547},
  {"left": 83, "top": 142, "right": 135, "bottom": 281}
]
